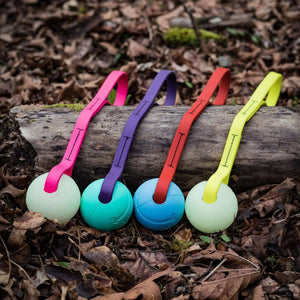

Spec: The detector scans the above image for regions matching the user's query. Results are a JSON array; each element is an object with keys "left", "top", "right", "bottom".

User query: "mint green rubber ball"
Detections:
[
  {"left": 80, "top": 179, "right": 133, "bottom": 231},
  {"left": 26, "top": 173, "right": 81, "bottom": 223},
  {"left": 185, "top": 181, "right": 238, "bottom": 233}
]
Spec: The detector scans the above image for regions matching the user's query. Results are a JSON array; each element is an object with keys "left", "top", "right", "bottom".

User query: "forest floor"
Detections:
[{"left": 0, "top": 0, "right": 300, "bottom": 299}]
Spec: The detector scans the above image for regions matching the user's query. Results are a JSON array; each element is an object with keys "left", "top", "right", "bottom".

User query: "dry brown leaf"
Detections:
[
  {"left": 156, "top": 6, "right": 184, "bottom": 31},
  {"left": 1, "top": 185, "right": 26, "bottom": 198},
  {"left": 282, "top": 76, "right": 300, "bottom": 96},
  {"left": 122, "top": 250, "right": 174, "bottom": 280},
  {"left": 174, "top": 228, "right": 192, "bottom": 243},
  {"left": 0, "top": 270, "right": 10, "bottom": 286},
  {"left": 126, "top": 39, "right": 149, "bottom": 58},
  {"left": 0, "top": 215, "right": 10, "bottom": 225},
  {"left": 57, "top": 80, "right": 86, "bottom": 102},
  {"left": 13, "top": 211, "right": 46, "bottom": 230},
  {"left": 121, "top": 6, "right": 140, "bottom": 19},
  {"left": 7, "top": 228, "right": 27, "bottom": 248},
  {"left": 259, "top": 276, "right": 279, "bottom": 294},
  {"left": 23, "top": 279, "right": 40, "bottom": 300},
  {"left": 251, "top": 284, "right": 265, "bottom": 299},
  {"left": 32, "top": 268, "right": 49, "bottom": 288},
  {"left": 84, "top": 246, "right": 120, "bottom": 267},
  {"left": 120, "top": 61, "right": 138, "bottom": 74},
  {"left": 274, "top": 271, "right": 300, "bottom": 284},
  {"left": 92, "top": 280, "right": 161, "bottom": 300},
  {"left": 185, "top": 250, "right": 260, "bottom": 299},
  {"left": 45, "top": 262, "right": 107, "bottom": 298},
  {"left": 99, "top": 42, "right": 118, "bottom": 55},
  {"left": 0, "top": 33, "right": 13, "bottom": 43}
]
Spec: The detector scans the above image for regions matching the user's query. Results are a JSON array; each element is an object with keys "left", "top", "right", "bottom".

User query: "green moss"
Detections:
[
  {"left": 162, "top": 238, "right": 193, "bottom": 253},
  {"left": 44, "top": 103, "right": 85, "bottom": 112},
  {"left": 164, "top": 27, "right": 221, "bottom": 47},
  {"left": 29, "top": 119, "right": 37, "bottom": 123}
]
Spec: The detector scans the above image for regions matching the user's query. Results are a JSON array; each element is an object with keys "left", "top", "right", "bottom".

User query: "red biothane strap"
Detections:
[
  {"left": 153, "top": 67, "right": 231, "bottom": 204},
  {"left": 44, "top": 71, "right": 128, "bottom": 193}
]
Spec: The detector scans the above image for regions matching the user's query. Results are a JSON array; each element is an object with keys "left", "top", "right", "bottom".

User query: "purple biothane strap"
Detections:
[
  {"left": 44, "top": 71, "right": 128, "bottom": 193},
  {"left": 98, "top": 70, "right": 177, "bottom": 203}
]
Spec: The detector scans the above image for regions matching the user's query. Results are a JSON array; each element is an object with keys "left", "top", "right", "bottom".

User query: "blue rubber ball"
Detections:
[
  {"left": 80, "top": 179, "right": 133, "bottom": 231},
  {"left": 133, "top": 178, "right": 185, "bottom": 231}
]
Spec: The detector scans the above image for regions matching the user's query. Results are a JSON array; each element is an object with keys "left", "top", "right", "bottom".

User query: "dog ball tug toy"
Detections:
[
  {"left": 185, "top": 71, "right": 283, "bottom": 233},
  {"left": 133, "top": 67, "right": 231, "bottom": 231},
  {"left": 26, "top": 71, "right": 128, "bottom": 223},
  {"left": 80, "top": 70, "right": 177, "bottom": 231}
]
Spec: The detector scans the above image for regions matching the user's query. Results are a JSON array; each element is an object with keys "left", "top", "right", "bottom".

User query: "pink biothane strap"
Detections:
[
  {"left": 44, "top": 70, "right": 128, "bottom": 193},
  {"left": 153, "top": 67, "right": 231, "bottom": 204}
]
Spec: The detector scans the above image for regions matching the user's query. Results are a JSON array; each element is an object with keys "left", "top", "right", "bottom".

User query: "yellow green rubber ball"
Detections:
[{"left": 185, "top": 181, "right": 238, "bottom": 233}]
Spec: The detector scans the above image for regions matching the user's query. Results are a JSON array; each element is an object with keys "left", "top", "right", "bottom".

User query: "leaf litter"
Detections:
[{"left": 0, "top": 0, "right": 300, "bottom": 299}]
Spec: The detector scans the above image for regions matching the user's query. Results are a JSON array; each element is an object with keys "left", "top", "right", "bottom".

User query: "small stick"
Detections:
[
  {"left": 201, "top": 258, "right": 227, "bottom": 282},
  {"left": 0, "top": 235, "right": 11, "bottom": 283},
  {"left": 181, "top": 2, "right": 201, "bottom": 48}
]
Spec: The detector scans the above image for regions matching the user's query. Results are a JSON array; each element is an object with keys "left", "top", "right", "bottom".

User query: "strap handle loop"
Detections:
[
  {"left": 98, "top": 70, "right": 177, "bottom": 203},
  {"left": 44, "top": 71, "right": 128, "bottom": 193},
  {"left": 203, "top": 71, "right": 283, "bottom": 203},
  {"left": 153, "top": 67, "right": 231, "bottom": 204}
]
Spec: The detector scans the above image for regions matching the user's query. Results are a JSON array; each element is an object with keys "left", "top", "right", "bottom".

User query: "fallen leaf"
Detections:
[
  {"left": 0, "top": 269, "right": 10, "bottom": 285},
  {"left": 126, "top": 39, "right": 150, "bottom": 58},
  {"left": 251, "top": 284, "right": 265, "bottom": 299},
  {"left": 0, "top": 185, "right": 26, "bottom": 198},
  {"left": 0, "top": 215, "right": 10, "bottom": 224},
  {"left": 85, "top": 246, "right": 120, "bottom": 267},
  {"left": 122, "top": 250, "right": 174, "bottom": 280},
  {"left": 57, "top": 80, "right": 86, "bottom": 102},
  {"left": 121, "top": 6, "right": 140, "bottom": 19},
  {"left": 185, "top": 249, "right": 260, "bottom": 299},
  {"left": 282, "top": 76, "right": 300, "bottom": 96},
  {"left": 32, "top": 268, "right": 49, "bottom": 288},
  {"left": 45, "top": 263, "right": 106, "bottom": 298},
  {"left": 13, "top": 211, "right": 46, "bottom": 230},
  {"left": 91, "top": 280, "right": 161, "bottom": 300},
  {"left": 7, "top": 228, "right": 27, "bottom": 248},
  {"left": 274, "top": 271, "right": 300, "bottom": 284},
  {"left": 174, "top": 228, "right": 192, "bottom": 243},
  {"left": 23, "top": 279, "right": 40, "bottom": 300},
  {"left": 156, "top": 6, "right": 184, "bottom": 31}
]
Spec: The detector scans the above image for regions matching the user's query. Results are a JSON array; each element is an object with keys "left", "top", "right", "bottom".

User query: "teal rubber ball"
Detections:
[
  {"left": 26, "top": 173, "right": 81, "bottom": 223},
  {"left": 80, "top": 179, "right": 133, "bottom": 231},
  {"left": 185, "top": 181, "right": 238, "bottom": 233},
  {"left": 133, "top": 178, "right": 185, "bottom": 231}
]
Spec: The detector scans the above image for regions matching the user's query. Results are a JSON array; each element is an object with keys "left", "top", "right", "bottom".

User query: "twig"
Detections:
[
  {"left": 68, "top": 236, "right": 84, "bottom": 259},
  {"left": 61, "top": 285, "right": 68, "bottom": 300},
  {"left": 273, "top": 213, "right": 300, "bottom": 224},
  {"left": 145, "top": 1, "right": 154, "bottom": 43},
  {"left": 131, "top": 217, "right": 142, "bottom": 238},
  {"left": 0, "top": 235, "right": 11, "bottom": 283},
  {"left": 76, "top": 227, "right": 82, "bottom": 261},
  {"left": 170, "top": 222, "right": 184, "bottom": 236},
  {"left": 201, "top": 258, "right": 227, "bottom": 282},
  {"left": 194, "top": 260, "right": 214, "bottom": 281},
  {"left": 0, "top": 235, "right": 32, "bottom": 282},
  {"left": 180, "top": 2, "right": 201, "bottom": 48},
  {"left": 10, "top": 260, "right": 32, "bottom": 281},
  {"left": 137, "top": 251, "right": 161, "bottom": 272},
  {"left": 201, "top": 271, "right": 260, "bottom": 284}
]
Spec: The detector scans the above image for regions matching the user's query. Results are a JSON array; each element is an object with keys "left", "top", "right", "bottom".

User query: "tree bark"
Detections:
[{"left": 10, "top": 105, "right": 300, "bottom": 194}]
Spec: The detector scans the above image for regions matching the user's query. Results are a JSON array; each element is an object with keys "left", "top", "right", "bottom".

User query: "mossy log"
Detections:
[
  {"left": 10, "top": 105, "right": 300, "bottom": 194},
  {"left": 170, "top": 13, "right": 254, "bottom": 29}
]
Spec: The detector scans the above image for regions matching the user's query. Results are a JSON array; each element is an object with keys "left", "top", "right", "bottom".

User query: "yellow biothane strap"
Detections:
[{"left": 203, "top": 71, "right": 283, "bottom": 204}]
